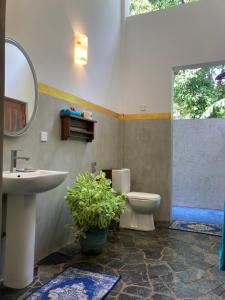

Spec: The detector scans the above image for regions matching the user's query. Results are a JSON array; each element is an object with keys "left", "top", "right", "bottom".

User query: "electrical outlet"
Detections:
[
  {"left": 140, "top": 104, "right": 147, "bottom": 112},
  {"left": 41, "top": 131, "right": 48, "bottom": 142},
  {"left": 91, "top": 162, "right": 97, "bottom": 173}
]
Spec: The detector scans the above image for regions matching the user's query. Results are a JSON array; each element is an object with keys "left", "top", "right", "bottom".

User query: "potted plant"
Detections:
[{"left": 65, "top": 171, "right": 125, "bottom": 255}]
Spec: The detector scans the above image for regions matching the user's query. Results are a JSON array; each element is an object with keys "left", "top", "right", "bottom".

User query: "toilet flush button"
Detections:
[{"left": 41, "top": 131, "right": 48, "bottom": 142}]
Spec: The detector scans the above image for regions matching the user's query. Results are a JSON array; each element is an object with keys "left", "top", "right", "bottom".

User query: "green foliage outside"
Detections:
[
  {"left": 174, "top": 66, "right": 225, "bottom": 119},
  {"left": 65, "top": 171, "right": 125, "bottom": 239},
  {"left": 129, "top": 0, "right": 197, "bottom": 15}
]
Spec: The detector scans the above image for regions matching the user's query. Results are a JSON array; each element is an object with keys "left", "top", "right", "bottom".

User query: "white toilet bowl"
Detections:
[
  {"left": 112, "top": 169, "right": 161, "bottom": 231},
  {"left": 125, "top": 192, "right": 160, "bottom": 231},
  {"left": 127, "top": 192, "right": 160, "bottom": 214}
]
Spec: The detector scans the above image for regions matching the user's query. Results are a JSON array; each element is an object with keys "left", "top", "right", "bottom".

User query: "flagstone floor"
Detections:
[{"left": 0, "top": 227, "right": 224, "bottom": 299}]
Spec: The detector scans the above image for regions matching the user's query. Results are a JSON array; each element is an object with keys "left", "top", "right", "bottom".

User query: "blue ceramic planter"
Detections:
[{"left": 80, "top": 228, "right": 107, "bottom": 255}]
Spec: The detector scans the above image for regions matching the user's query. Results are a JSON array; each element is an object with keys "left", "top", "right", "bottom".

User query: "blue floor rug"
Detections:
[
  {"left": 172, "top": 206, "right": 224, "bottom": 224},
  {"left": 169, "top": 220, "right": 222, "bottom": 236},
  {"left": 25, "top": 267, "right": 120, "bottom": 300}
]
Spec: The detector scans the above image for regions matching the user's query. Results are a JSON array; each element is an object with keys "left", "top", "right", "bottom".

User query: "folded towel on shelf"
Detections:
[{"left": 60, "top": 109, "right": 82, "bottom": 117}]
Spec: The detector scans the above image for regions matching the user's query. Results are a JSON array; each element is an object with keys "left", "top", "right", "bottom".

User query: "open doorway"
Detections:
[{"left": 172, "top": 63, "right": 225, "bottom": 229}]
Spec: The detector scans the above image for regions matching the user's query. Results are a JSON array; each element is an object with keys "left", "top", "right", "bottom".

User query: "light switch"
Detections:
[{"left": 41, "top": 131, "right": 48, "bottom": 142}]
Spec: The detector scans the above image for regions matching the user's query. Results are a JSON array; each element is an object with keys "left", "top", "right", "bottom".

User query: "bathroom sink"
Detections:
[
  {"left": 3, "top": 170, "right": 68, "bottom": 195},
  {"left": 3, "top": 169, "right": 68, "bottom": 289}
]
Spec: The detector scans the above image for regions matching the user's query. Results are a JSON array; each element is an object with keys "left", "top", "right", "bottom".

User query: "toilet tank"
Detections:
[{"left": 112, "top": 169, "right": 130, "bottom": 194}]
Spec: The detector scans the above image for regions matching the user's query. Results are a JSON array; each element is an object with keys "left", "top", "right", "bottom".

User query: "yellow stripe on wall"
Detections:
[
  {"left": 38, "top": 83, "right": 120, "bottom": 119},
  {"left": 38, "top": 83, "right": 171, "bottom": 120},
  {"left": 118, "top": 113, "right": 172, "bottom": 120}
]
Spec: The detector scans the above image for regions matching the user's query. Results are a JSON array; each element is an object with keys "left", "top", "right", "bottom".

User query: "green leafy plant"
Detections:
[
  {"left": 65, "top": 171, "right": 125, "bottom": 239},
  {"left": 174, "top": 66, "right": 225, "bottom": 119}
]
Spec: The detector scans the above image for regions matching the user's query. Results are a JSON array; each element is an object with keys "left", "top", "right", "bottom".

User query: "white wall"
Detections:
[
  {"left": 6, "top": 0, "right": 122, "bottom": 112},
  {"left": 7, "top": 0, "right": 224, "bottom": 115},
  {"left": 121, "top": 0, "right": 225, "bottom": 114}
]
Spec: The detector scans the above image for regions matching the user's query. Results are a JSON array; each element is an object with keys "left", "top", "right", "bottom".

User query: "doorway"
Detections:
[{"left": 172, "top": 63, "right": 225, "bottom": 225}]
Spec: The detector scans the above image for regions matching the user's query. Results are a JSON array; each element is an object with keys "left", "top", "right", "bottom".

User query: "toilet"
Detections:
[{"left": 112, "top": 168, "right": 161, "bottom": 231}]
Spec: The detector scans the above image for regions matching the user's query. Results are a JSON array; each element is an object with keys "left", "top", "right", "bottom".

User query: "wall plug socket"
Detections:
[{"left": 91, "top": 162, "right": 97, "bottom": 173}]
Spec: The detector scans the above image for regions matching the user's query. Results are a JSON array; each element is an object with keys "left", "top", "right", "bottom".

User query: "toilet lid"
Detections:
[{"left": 127, "top": 192, "right": 161, "bottom": 201}]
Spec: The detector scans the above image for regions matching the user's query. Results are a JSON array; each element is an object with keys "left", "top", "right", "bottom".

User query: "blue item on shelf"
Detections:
[{"left": 60, "top": 109, "right": 81, "bottom": 117}]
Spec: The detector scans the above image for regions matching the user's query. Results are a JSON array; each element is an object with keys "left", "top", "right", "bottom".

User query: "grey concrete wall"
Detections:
[
  {"left": 173, "top": 119, "right": 225, "bottom": 210},
  {"left": 3, "top": 93, "right": 123, "bottom": 261},
  {"left": 2, "top": 94, "right": 173, "bottom": 264},
  {"left": 122, "top": 120, "right": 172, "bottom": 222}
]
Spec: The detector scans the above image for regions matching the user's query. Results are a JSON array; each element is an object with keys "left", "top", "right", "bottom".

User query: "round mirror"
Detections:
[{"left": 4, "top": 38, "right": 38, "bottom": 137}]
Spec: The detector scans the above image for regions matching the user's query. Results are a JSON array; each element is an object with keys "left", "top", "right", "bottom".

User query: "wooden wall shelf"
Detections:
[{"left": 61, "top": 115, "right": 96, "bottom": 142}]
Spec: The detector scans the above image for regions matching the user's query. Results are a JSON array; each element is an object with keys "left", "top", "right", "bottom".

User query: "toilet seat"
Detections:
[{"left": 127, "top": 192, "right": 160, "bottom": 201}]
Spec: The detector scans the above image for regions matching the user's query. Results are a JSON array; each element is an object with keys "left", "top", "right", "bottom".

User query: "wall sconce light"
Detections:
[{"left": 74, "top": 33, "right": 88, "bottom": 66}]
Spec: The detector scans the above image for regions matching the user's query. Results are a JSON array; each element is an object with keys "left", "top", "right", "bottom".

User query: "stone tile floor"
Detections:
[{"left": 0, "top": 228, "right": 225, "bottom": 299}]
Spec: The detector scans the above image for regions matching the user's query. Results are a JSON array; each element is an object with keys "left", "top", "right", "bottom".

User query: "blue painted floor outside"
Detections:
[{"left": 172, "top": 205, "right": 224, "bottom": 224}]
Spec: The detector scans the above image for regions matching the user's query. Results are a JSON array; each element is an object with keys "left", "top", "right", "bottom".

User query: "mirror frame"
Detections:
[{"left": 4, "top": 38, "right": 38, "bottom": 137}]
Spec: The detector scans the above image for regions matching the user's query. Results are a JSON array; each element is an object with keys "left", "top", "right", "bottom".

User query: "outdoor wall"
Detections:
[
  {"left": 3, "top": 93, "right": 123, "bottom": 262},
  {"left": 6, "top": 0, "right": 122, "bottom": 112},
  {"left": 173, "top": 119, "right": 225, "bottom": 210},
  {"left": 121, "top": 0, "right": 225, "bottom": 114}
]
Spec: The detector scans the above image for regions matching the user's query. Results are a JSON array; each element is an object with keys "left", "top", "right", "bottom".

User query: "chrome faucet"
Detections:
[{"left": 10, "top": 150, "right": 30, "bottom": 173}]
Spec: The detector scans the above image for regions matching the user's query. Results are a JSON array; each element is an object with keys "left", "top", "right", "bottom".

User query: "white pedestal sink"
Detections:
[{"left": 2, "top": 170, "right": 68, "bottom": 289}]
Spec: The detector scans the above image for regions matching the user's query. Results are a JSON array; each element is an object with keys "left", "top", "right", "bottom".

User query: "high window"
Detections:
[{"left": 129, "top": 0, "right": 198, "bottom": 16}]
